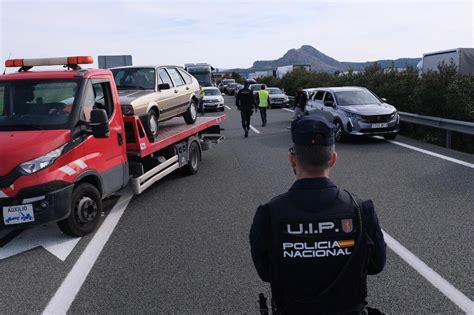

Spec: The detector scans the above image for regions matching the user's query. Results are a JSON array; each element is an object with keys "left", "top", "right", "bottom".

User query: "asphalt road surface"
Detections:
[{"left": 0, "top": 95, "right": 473, "bottom": 314}]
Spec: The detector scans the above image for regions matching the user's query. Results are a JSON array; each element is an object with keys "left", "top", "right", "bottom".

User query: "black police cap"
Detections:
[{"left": 291, "top": 115, "right": 336, "bottom": 146}]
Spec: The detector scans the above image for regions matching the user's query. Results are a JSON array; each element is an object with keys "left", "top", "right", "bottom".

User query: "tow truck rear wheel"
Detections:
[
  {"left": 57, "top": 183, "right": 102, "bottom": 237},
  {"left": 182, "top": 140, "right": 201, "bottom": 175},
  {"left": 183, "top": 100, "right": 197, "bottom": 124}
]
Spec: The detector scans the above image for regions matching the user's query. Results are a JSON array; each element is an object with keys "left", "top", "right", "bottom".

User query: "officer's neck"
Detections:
[{"left": 295, "top": 168, "right": 330, "bottom": 180}]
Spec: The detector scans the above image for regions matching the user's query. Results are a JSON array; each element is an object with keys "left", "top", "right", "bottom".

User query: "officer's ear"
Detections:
[
  {"left": 288, "top": 151, "right": 297, "bottom": 169},
  {"left": 329, "top": 151, "right": 337, "bottom": 168}
]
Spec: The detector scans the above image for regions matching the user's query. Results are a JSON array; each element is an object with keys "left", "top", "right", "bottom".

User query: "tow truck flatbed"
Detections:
[{"left": 124, "top": 115, "right": 226, "bottom": 157}]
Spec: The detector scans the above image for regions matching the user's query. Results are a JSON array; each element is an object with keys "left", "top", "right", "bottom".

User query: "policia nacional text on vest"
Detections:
[{"left": 267, "top": 190, "right": 373, "bottom": 314}]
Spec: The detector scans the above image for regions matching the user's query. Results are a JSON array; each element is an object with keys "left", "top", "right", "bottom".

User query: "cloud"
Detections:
[{"left": 0, "top": 1, "right": 472, "bottom": 70}]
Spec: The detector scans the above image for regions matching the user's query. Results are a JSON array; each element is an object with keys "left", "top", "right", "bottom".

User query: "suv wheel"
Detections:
[
  {"left": 57, "top": 183, "right": 102, "bottom": 237},
  {"left": 183, "top": 100, "right": 197, "bottom": 124},
  {"left": 335, "top": 121, "right": 348, "bottom": 143}
]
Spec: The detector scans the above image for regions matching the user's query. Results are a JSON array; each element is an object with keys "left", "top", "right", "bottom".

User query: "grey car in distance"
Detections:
[
  {"left": 267, "top": 87, "right": 290, "bottom": 108},
  {"left": 306, "top": 86, "right": 400, "bottom": 142}
]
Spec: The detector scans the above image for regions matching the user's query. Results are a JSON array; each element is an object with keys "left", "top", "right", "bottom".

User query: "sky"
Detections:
[{"left": 0, "top": 0, "right": 472, "bottom": 70}]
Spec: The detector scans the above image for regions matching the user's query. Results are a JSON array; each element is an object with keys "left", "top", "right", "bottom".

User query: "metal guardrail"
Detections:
[{"left": 398, "top": 112, "right": 474, "bottom": 148}]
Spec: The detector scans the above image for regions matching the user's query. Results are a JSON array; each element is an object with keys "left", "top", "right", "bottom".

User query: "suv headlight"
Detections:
[
  {"left": 343, "top": 111, "right": 361, "bottom": 119},
  {"left": 18, "top": 144, "right": 66, "bottom": 175},
  {"left": 390, "top": 111, "right": 398, "bottom": 120}
]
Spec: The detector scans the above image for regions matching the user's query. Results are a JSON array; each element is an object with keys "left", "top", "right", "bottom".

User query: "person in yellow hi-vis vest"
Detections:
[
  {"left": 256, "top": 85, "right": 270, "bottom": 127},
  {"left": 199, "top": 87, "right": 205, "bottom": 116}
]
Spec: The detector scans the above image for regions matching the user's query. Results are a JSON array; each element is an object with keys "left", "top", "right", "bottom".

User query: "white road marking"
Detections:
[
  {"left": 283, "top": 108, "right": 294, "bottom": 113},
  {"left": 383, "top": 230, "right": 473, "bottom": 313},
  {"left": 43, "top": 187, "right": 133, "bottom": 315},
  {"left": 374, "top": 136, "right": 474, "bottom": 168},
  {"left": 225, "top": 105, "right": 231, "bottom": 110},
  {"left": 59, "top": 165, "right": 76, "bottom": 176},
  {"left": 249, "top": 125, "right": 260, "bottom": 134},
  {"left": 0, "top": 225, "right": 81, "bottom": 261},
  {"left": 0, "top": 191, "right": 8, "bottom": 198},
  {"left": 73, "top": 159, "right": 88, "bottom": 169}
]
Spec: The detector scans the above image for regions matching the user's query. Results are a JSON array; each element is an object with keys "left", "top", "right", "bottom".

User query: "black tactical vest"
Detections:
[{"left": 267, "top": 189, "right": 371, "bottom": 314}]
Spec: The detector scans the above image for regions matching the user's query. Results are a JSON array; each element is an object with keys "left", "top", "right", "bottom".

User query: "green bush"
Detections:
[{"left": 257, "top": 63, "right": 473, "bottom": 122}]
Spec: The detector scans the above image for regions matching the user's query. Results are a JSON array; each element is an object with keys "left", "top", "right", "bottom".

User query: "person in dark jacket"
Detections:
[
  {"left": 293, "top": 88, "right": 307, "bottom": 121},
  {"left": 236, "top": 82, "right": 258, "bottom": 137},
  {"left": 250, "top": 115, "right": 386, "bottom": 314}
]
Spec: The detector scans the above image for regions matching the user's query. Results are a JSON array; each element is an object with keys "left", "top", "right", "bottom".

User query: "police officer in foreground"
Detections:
[
  {"left": 236, "top": 81, "right": 258, "bottom": 137},
  {"left": 250, "top": 115, "right": 386, "bottom": 314}
]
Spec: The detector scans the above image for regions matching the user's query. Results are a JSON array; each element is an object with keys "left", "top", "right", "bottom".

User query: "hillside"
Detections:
[{"left": 249, "top": 45, "right": 420, "bottom": 73}]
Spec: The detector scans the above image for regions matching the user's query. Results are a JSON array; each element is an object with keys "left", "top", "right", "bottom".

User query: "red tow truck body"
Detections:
[{"left": 0, "top": 57, "right": 225, "bottom": 236}]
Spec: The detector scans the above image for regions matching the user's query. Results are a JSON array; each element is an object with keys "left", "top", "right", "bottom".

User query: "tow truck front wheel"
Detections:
[{"left": 57, "top": 183, "right": 102, "bottom": 237}]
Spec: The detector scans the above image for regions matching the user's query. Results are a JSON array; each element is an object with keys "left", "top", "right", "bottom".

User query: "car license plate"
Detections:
[
  {"left": 3, "top": 204, "right": 35, "bottom": 225},
  {"left": 372, "top": 123, "right": 388, "bottom": 128}
]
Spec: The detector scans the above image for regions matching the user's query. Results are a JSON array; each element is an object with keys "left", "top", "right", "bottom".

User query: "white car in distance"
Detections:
[{"left": 202, "top": 87, "right": 225, "bottom": 111}]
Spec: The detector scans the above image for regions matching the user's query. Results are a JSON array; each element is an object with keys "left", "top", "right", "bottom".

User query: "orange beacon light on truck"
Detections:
[{"left": 5, "top": 56, "right": 94, "bottom": 67}]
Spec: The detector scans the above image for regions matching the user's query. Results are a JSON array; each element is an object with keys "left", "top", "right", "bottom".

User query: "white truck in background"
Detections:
[{"left": 418, "top": 48, "right": 474, "bottom": 75}]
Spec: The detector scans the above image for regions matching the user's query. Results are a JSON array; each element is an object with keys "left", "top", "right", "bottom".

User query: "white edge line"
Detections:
[
  {"left": 383, "top": 230, "right": 473, "bottom": 313},
  {"left": 283, "top": 108, "right": 294, "bottom": 113},
  {"left": 249, "top": 125, "right": 260, "bottom": 134},
  {"left": 373, "top": 136, "right": 474, "bottom": 169},
  {"left": 224, "top": 105, "right": 231, "bottom": 110},
  {"left": 42, "top": 188, "right": 134, "bottom": 315}
]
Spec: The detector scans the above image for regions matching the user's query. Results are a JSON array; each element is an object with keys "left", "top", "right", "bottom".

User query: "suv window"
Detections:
[
  {"left": 82, "top": 80, "right": 114, "bottom": 122},
  {"left": 314, "top": 91, "right": 325, "bottom": 101},
  {"left": 178, "top": 69, "right": 193, "bottom": 85},
  {"left": 323, "top": 92, "right": 334, "bottom": 103},
  {"left": 167, "top": 68, "right": 185, "bottom": 86},
  {"left": 158, "top": 68, "right": 174, "bottom": 87}
]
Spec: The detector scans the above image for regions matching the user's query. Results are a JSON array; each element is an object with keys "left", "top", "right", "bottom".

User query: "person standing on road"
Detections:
[
  {"left": 250, "top": 115, "right": 386, "bottom": 314},
  {"left": 256, "top": 85, "right": 270, "bottom": 127},
  {"left": 199, "top": 86, "right": 205, "bottom": 116},
  {"left": 236, "top": 81, "right": 258, "bottom": 138},
  {"left": 293, "top": 88, "right": 307, "bottom": 121}
]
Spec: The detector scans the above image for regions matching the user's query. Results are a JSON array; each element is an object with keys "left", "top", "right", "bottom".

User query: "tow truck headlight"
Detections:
[{"left": 18, "top": 144, "right": 66, "bottom": 175}]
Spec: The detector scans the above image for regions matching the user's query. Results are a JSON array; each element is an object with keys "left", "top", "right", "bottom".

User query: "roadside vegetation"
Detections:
[{"left": 256, "top": 64, "right": 473, "bottom": 153}]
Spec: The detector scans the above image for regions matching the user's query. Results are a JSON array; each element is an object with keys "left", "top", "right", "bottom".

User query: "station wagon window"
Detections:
[
  {"left": 167, "top": 68, "right": 185, "bottom": 86},
  {"left": 82, "top": 81, "right": 114, "bottom": 122},
  {"left": 158, "top": 68, "right": 174, "bottom": 87},
  {"left": 178, "top": 69, "right": 193, "bottom": 85},
  {"left": 111, "top": 68, "right": 155, "bottom": 90},
  {"left": 313, "top": 91, "right": 325, "bottom": 101},
  {"left": 323, "top": 92, "right": 334, "bottom": 103}
]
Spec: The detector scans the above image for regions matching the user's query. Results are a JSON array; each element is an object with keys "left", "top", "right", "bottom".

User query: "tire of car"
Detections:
[
  {"left": 182, "top": 140, "right": 201, "bottom": 175},
  {"left": 57, "top": 183, "right": 102, "bottom": 237},
  {"left": 140, "top": 109, "right": 159, "bottom": 142},
  {"left": 335, "top": 120, "right": 349, "bottom": 143},
  {"left": 384, "top": 133, "right": 397, "bottom": 140},
  {"left": 183, "top": 100, "right": 198, "bottom": 124}
]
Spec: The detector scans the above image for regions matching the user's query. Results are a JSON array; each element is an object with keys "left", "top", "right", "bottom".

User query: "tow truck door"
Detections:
[{"left": 81, "top": 78, "right": 128, "bottom": 196}]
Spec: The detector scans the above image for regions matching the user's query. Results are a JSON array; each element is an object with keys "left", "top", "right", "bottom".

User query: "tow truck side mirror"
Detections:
[
  {"left": 158, "top": 83, "right": 170, "bottom": 90},
  {"left": 90, "top": 109, "right": 110, "bottom": 138}
]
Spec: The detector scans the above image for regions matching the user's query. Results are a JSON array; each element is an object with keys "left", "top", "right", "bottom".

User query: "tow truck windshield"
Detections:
[{"left": 0, "top": 80, "right": 79, "bottom": 131}]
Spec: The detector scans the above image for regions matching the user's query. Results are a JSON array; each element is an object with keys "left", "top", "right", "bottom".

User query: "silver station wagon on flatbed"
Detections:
[
  {"left": 111, "top": 66, "right": 200, "bottom": 141},
  {"left": 306, "top": 86, "right": 400, "bottom": 142}
]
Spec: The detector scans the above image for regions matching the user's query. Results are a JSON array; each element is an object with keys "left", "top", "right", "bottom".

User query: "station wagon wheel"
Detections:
[
  {"left": 57, "top": 183, "right": 102, "bottom": 237},
  {"left": 141, "top": 110, "right": 159, "bottom": 142},
  {"left": 184, "top": 100, "right": 197, "bottom": 124}
]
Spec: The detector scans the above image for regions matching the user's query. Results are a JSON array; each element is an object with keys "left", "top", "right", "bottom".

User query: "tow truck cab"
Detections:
[
  {"left": 0, "top": 57, "right": 129, "bottom": 236},
  {"left": 0, "top": 56, "right": 224, "bottom": 237}
]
